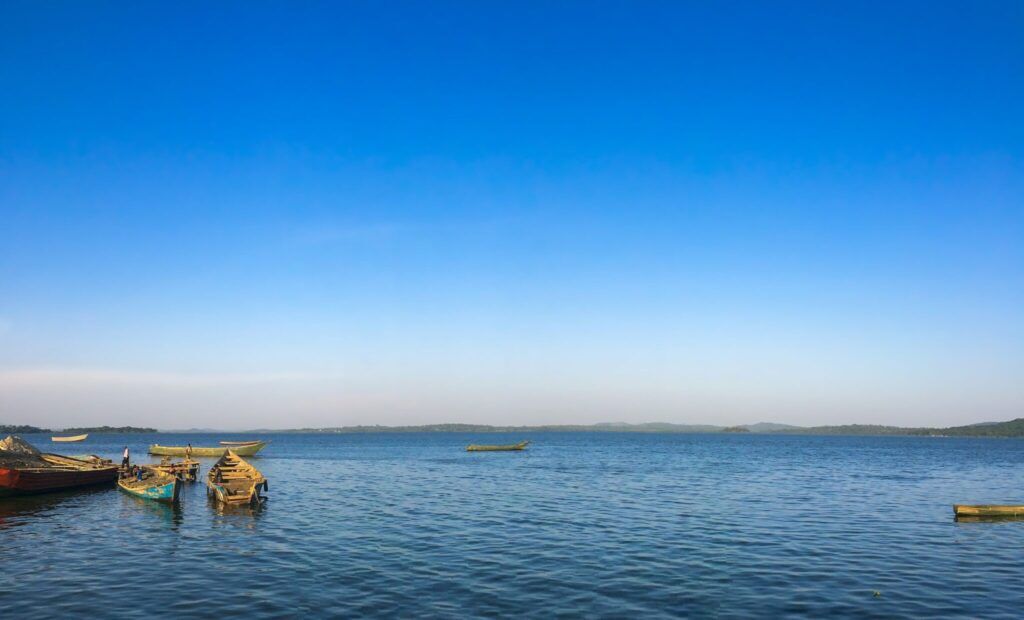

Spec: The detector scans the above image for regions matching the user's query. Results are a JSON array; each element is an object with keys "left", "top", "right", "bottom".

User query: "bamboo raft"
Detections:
[
  {"left": 207, "top": 451, "right": 267, "bottom": 506},
  {"left": 466, "top": 440, "right": 530, "bottom": 452},
  {"left": 51, "top": 434, "right": 88, "bottom": 443},
  {"left": 118, "top": 468, "right": 181, "bottom": 503},
  {"left": 953, "top": 504, "right": 1024, "bottom": 518},
  {"left": 149, "top": 441, "right": 268, "bottom": 457}
]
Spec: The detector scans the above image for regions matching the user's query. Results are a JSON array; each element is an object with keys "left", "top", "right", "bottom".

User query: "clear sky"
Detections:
[{"left": 1, "top": 2, "right": 1021, "bottom": 429}]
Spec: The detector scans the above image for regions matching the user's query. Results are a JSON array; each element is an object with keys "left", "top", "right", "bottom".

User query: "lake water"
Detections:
[{"left": 2, "top": 432, "right": 1024, "bottom": 618}]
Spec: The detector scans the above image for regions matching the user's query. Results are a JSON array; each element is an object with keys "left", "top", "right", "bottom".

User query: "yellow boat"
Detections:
[
  {"left": 151, "top": 457, "right": 200, "bottom": 482},
  {"left": 954, "top": 504, "right": 1024, "bottom": 518},
  {"left": 149, "top": 441, "right": 268, "bottom": 457},
  {"left": 466, "top": 440, "right": 529, "bottom": 452},
  {"left": 51, "top": 434, "right": 88, "bottom": 443},
  {"left": 207, "top": 451, "right": 267, "bottom": 506}
]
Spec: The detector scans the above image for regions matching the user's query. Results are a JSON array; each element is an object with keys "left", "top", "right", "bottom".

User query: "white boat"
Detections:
[{"left": 51, "top": 434, "right": 89, "bottom": 443}]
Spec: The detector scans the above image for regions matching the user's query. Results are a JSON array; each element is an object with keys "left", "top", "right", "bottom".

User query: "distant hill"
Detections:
[
  {"left": 770, "top": 418, "right": 1024, "bottom": 438},
  {"left": 0, "top": 425, "right": 52, "bottom": 434},
  {"left": 62, "top": 426, "right": 157, "bottom": 434},
  {"left": 742, "top": 422, "right": 801, "bottom": 432},
  {"left": 259, "top": 422, "right": 723, "bottom": 434}
]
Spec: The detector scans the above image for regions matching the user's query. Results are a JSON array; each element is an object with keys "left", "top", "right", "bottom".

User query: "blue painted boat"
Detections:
[{"left": 117, "top": 469, "right": 181, "bottom": 503}]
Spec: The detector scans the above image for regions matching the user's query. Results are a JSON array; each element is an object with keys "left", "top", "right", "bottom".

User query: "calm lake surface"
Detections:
[{"left": 2, "top": 432, "right": 1024, "bottom": 618}]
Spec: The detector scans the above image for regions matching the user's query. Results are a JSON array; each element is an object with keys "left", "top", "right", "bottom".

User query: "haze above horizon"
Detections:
[{"left": 2, "top": 2, "right": 1022, "bottom": 429}]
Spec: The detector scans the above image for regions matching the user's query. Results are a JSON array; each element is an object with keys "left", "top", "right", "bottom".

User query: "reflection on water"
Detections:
[
  {"left": 955, "top": 515, "right": 1024, "bottom": 524},
  {"left": 2, "top": 432, "right": 1024, "bottom": 618},
  {"left": 0, "top": 485, "right": 111, "bottom": 529},
  {"left": 118, "top": 492, "right": 185, "bottom": 528}
]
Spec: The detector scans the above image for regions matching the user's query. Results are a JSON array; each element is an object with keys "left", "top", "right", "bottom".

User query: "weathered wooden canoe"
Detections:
[
  {"left": 954, "top": 504, "right": 1024, "bottom": 517},
  {"left": 51, "top": 434, "right": 88, "bottom": 443},
  {"left": 219, "top": 440, "right": 262, "bottom": 446},
  {"left": 118, "top": 469, "right": 181, "bottom": 503},
  {"left": 0, "top": 453, "right": 119, "bottom": 497},
  {"left": 466, "top": 440, "right": 530, "bottom": 452},
  {"left": 151, "top": 457, "right": 200, "bottom": 482},
  {"left": 149, "top": 441, "right": 268, "bottom": 457},
  {"left": 207, "top": 451, "right": 267, "bottom": 506}
]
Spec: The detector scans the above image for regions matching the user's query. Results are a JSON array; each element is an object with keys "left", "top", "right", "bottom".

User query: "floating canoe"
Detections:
[
  {"left": 149, "top": 441, "right": 268, "bottom": 457},
  {"left": 51, "top": 434, "right": 88, "bottom": 443},
  {"left": 0, "top": 453, "right": 119, "bottom": 497},
  {"left": 151, "top": 457, "right": 200, "bottom": 482},
  {"left": 466, "top": 440, "right": 530, "bottom": 452},
  {"left": 953, "top": 504, "right": 1024, "bottom": 518},
  {"left": 118, "top": 468, "right": 181, "bottom": 503},
  {"left": 219, "top": 440, "right": 263, "bottom": 446},
  {"left": 207, "top": 451, "right": 267, "bottom": 506}
]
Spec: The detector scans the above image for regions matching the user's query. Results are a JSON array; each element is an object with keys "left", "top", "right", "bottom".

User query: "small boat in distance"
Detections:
[
  {"left": 149, "top": 441, "right": 268, "bottom": 457},
  {"left": 207, "top": 451, "right": 267, "bottom": 506},
  {"left": 466, "top": 440, "right": 530, "bottom": 452},
  {"left": 954, "top": 504, "right": 1024, "bottom": 518},
  {"left": 118, "top": 468, "right": 181, "bottom": 503},
  {"left": 51, "top": 434, "right": 88, "bottom": 443}
]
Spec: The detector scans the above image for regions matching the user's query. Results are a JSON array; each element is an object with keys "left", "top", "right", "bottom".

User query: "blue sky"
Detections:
[{"left": 1, "top": 2, "right": 1021, "bottom": 429}]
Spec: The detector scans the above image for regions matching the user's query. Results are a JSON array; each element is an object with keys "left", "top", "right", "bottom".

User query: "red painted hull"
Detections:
[{"left": 0, "top": 465, "right": 119, "bottom": 497}]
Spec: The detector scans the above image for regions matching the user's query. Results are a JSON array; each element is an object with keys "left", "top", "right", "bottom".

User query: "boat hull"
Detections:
[
  {"left": 149, "top": 441, "right": 267, "bottom": 457},
  {"left": 51, "top": 434, "right": 88, "bottom": 443},
  {"left": 118, "top": 476, "right": 181, "bottom": 503},
  {"left": 0, "top": 463, "right": 118, "bottom": 497},
  {"left": 954, "top": 504, "right": 1024, "bottom": 517},
  {"left": 207, "top": 451, "right": 267, "bottom": 506},
  {"left": 151, "top": 460, "right": 200, "bottom": 482},
  {"left": 466, "top": 441, "right": 530, "bottom": 452}
]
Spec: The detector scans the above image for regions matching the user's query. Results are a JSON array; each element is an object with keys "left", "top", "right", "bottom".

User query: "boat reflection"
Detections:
[
  {"left": 119, "top": 492, "right": 185, "bottom": 528},
  {"left": 0, "top": 485, "right": 113, "bottom": 529},
  {"left": 955, "top": 514, "right": 1024, "bottom": 524}
]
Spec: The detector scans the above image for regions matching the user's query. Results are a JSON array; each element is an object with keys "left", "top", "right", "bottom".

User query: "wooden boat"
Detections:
[
  {"left": 466, "top": 440, "right": 530, "bottom": 452},
  {"left": 207, "top": 451, "right": 267, "bottom": 506},
  {"left": 51, "top": 434, "right": 88, "bottom": 443},
  {"left": 953, "top": 504, "right": 1024, "bottom": 518},
  {"left": 149, "top": 440, "right": 268, "bottom": 457},
  {"left": 151, "top": 457, "right": 200, "bottom": 482},
  {"left": 219, "top": 440, "right": 263, "bottom": 446},
  {"left": 0, "top": 453, "right": 119, "bottom": 497},
  {"left": 117, "top": 468, "right": 181, "bottom": 503},
  {"left": 69, "top": 454, "right": 112, "bottom": 466}
]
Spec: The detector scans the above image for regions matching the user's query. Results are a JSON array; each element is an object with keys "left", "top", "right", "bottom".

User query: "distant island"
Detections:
[
  {"left": 0, "top": 425, "right": 51, "bottom": 434},
  {"left": 247, "top": 418, "right": 1024, "bottom": 438},
  {"left": 0, "top": 425, "right": 157, "bottom": 434},
  {"left": 62, "top": 426, "right": 158, "bottom": 434},
  {"left": 6, "top": 419, "right": 1024, "bottom": 437}
]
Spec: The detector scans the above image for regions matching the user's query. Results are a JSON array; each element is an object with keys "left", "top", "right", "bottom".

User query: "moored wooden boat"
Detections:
[
  {"left": 466, "top": 440, "right": 530, "bottom": 452},
  {"left": 207, "top": 450, "right": 267, "bottom": 506},
  {"left": 149, "top": 441, "right": 268, "bottom": 457},
  {"left": 0, "top": 453, "right": 119, "bottom": 497},
  {"left": 219, "top": 440, "right": 263, "bottom": 446},
  {"left": 953, "top": 504, "right": 1024, "bottom": 518},
  {"left": 151, "top": 457, "right": 200, "bottom": 482},
  {"left": 51, "top": 434, "right": 88, "bottom": 443},
  {"left": 117, "top": 468, "right": 181, "bottom": 503}
]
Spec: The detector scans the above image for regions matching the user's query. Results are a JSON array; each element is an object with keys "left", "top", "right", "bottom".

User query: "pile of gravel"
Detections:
[{"left": 0, "top": 435, "right": 49, "bottom": 468}]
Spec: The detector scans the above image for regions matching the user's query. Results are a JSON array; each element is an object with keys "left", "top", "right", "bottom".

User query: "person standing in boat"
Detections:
[
  {"left": 186, "top": 443, "right": 192, "bottom": 459},
  {"left": 121, "top": 446, "right": 130, "bottom": 470}
]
